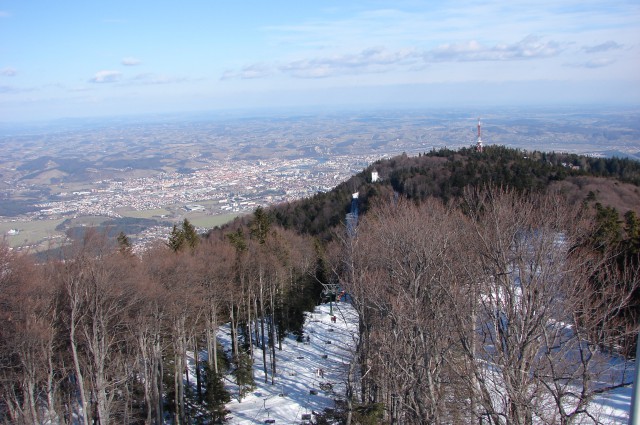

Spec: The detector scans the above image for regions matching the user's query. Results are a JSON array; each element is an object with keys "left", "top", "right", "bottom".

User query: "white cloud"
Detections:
[
  {"left": 86, "top": 71, "right": 191, "bottom": 86},
  {"left": 0, "top": 85, "right": 33, "bottom": 94},
  {"left": 428, "top": 35, "right": 562, "bottom": 62},
  {"left": 68, "top": 86, "right": 93, "bottom": 93},
  {"left": 0, "top": 85, "right": 17, "bottom": 93},
  {"left": 279, "top": 63, "right": 333, "bottom": 79},
  {"left": 566, "top": 58, "right": 616, "bottom": 69},
  {"left": 584, "top": 58, "right": 615, "bottom": 68},
  {"left": 89, "top": 70, "right": 123, "bottom": 83},
  {"left": 0, "top": 11, "right": 10, "bottom": 18},
  {"left": 129, "top": 73, "right": 188, "bottom": 85},
  {"left": 121, "top": 57, "right": 142, "bottom": 66},
  {"left": 239, "top": 64, "right": 272, "bottom": 79},
  {"left": 262, "top": 2, "right": 630, "bottom": 58},
  {"left": 1, "top": 67, "right": 17, "bottom": 77},
  {"left": 221, "top": 64, "right": 272, "bottom": 80},
  {"left": 582, "top": 41, "right": 622, "bottom": 54},
  {"left": 224, "top": 35, "right": 564, "bottom": 81},
  {"left": 279, "top": 47, "right": 420, "bottom": 78}
]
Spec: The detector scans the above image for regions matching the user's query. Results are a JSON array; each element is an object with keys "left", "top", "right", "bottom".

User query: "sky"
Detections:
[{"left": 1, "top": 0, "right": 639, "bottom": 122}]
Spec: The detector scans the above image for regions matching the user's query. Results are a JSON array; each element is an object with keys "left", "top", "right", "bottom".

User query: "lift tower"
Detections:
[
  {"left": 476, "top": 117, "right": 484, "bottom": 153},
  {"left": 320, "top": 192, "right": 359, "bottom": 315},
  {"left": 346, "top": 192, "right": 359, "bottom": 238}
]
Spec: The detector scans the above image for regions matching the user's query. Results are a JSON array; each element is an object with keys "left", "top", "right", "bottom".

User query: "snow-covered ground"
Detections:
[
  {"left": 218, "top": 302, "right": 358, "bottom": 424},
  {"left": 208, "top": 300, "right": 632, "bottom": 424},
  {"left": 591, "top": 385, "right": 633, "bottom": 424}
]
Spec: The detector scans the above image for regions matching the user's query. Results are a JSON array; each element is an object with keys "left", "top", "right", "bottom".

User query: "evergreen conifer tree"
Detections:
[
  {"left": 167, "top": 224, "right": 186, "bottom": 252},
  {"left": 624, "top": 210, "right": 640, "bottom": 255},
  {"left": 249, "top": 206, "right": 271, "bottom": 244},
  {"left": 204, "top": 365, "right": 230, "bottom": 423},
  {"left": 232, "top": 352, "right": 255, "bottom": 400},
  {"left": 166, "top": 219, "right": 200, "bottom": 252},
  {"left": 182, "top": 218, "right": 199, "bottom": 250},
  {"left": 116, "top": 231, "right": 132, "bottom": 255},
  {"left": 593, "top": 203, "right": 623, "bottom": 249},
  {"left": 227, "top": 228, "right": 247, "bottom": 253}
]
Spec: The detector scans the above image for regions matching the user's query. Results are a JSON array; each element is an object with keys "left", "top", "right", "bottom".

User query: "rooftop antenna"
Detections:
[{"left": 476, "top": 117, "right": 483, "bottom": 153}]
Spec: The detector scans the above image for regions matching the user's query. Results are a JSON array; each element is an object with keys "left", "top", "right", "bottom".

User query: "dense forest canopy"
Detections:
[{"left": 1, "top": 146, "right": 639, "bottom": 424}]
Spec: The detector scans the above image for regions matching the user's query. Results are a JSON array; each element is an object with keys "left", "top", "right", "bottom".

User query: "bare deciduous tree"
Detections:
[
  {"left": 455, "top": 187, "right": 637, "bottom": 425},
  {"left": 0, "top": 242, "right": 60, "bottom": 424},
  {"left": 340, "top": 188, "right": 638, "bottom": 425},
  {"left": 340, "top": 197, "right": 468, "bottom": 424},
  {"left": 56, "top": 230, "right": 144, "bottom": 424}
]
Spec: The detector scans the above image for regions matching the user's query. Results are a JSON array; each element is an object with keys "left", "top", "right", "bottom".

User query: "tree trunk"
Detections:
[
  {"left": 68, "top": 290, "right": 90, "bottom": 425},
  {"left": 212, "top": 312, "right": 219, "bottom": 375},
  {"left": 345, "top": 353, "right": 358, "bottom": 425},
  {"left": 260, "top": 315, "right": 268, "bottom": 383},
  {"left": 195, "top": 338, "right": 202, "bottom": 401},
  {"left": 230, "top": 304, "right": 239, "bottom": 359},
  {"left": 259, "top": 271, "right": 268, "bottom": 383},
  {"left": 138, "top": 332, "right": 153, "bottom": 425},
  {"left": 173, "top": 351, "right": 180, "bottom": 424},
  {"left": 270, "top": 283, "right": 277, "bottom": 385},
  {"left": 45, "top": 345, "right": 58, "bottom": 424},
  {"left": 156, "top": 340, "right": 164, "bottom": 425}
]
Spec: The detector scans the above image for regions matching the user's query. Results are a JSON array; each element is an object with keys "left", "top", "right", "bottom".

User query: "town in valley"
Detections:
[{"left": 1, "top": 107, "right": 639, "bottom": 252}]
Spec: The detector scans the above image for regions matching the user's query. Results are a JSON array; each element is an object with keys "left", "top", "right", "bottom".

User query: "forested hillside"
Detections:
[
  {"left": 1, "top": 146, "right": 639, "bottom": 424},
  {"left": 272, "top": 145, "right": 640, "bottom": 240}
]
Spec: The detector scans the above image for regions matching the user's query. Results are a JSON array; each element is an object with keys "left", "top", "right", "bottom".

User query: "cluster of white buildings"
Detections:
[{"left": 29, "top": 155, "right": 377, "bottom": 220}]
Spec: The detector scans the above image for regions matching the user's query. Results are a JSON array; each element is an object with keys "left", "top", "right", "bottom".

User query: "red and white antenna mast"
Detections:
[{"left": 476, "top": 117, "right": 483, "bottom": 153}]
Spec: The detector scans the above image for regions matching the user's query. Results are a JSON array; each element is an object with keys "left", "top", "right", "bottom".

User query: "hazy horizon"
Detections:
[{"left": 1, "top": 1, "right": 639, "bottom": 122}]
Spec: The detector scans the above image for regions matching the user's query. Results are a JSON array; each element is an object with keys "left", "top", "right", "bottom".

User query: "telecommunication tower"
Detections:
[{"left": 476, "top": 118, "right": 484, "bottom": 153}]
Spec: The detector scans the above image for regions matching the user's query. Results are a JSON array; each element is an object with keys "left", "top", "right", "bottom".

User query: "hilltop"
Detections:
[{"left": 270, "top": 145, "right": 640, "bottom": 239}]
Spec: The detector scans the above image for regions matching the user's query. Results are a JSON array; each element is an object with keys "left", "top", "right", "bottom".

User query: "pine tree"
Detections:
[
  {"left": 182, "top": 218, "right": 199, "bottom": 250},
  {"left": 592, "top": 203, "right": 622, "bottom": 249},
  {"left": 624, "top": 211, "right": 640, "bottom": 248},
  {"left": 167, "top": 219, "right": 199, "bottom": 252},
  {"left": 167, "top": 224, "right": 185, "bottom": 252},
  {"left": 116, "top": 231, "right": 132, "bottom": 256},
  {"left": 249, "top": 206, "right": 271, "bottom": 244},
  {"left": 232, "top": 352, "right": 255, "bottom": 400},
  {"left": 226, "top": 228, "right": 247, "bottom": 253},
  {"left": 204, "top": 365, "right": 230, "bottom": 423}
]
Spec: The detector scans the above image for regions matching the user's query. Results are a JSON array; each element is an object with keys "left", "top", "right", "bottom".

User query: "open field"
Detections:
[
  {"left": 182, "top": 212, "right": 241, "bottom": 229},
  {"left": 0, "top": 218, "right": 65, "bottom": 249},
  {"left": 118, "top": 206, "right": 241, "bottom": 228},
  {"left": 1, "top": 210, "right": 241, "bottom": 250},
  {"left": 118, "top": 207, "right": 172, "bottom": 219},
  {"left": 0, "top": 215, "right": 113, "bottom": 249},
  {"left": 66, "top": 215, "right": 112, "bottom": 227}
]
